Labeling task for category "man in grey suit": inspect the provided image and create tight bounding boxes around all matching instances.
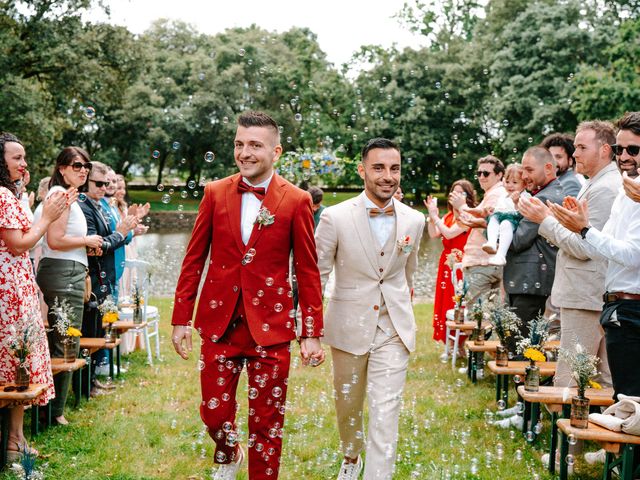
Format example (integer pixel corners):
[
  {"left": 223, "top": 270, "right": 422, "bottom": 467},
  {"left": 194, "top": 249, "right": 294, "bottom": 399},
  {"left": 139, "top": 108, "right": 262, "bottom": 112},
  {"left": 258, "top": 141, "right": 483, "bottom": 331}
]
[
  {"left": 520, "top": 121, "right": 622, "bottom": 389},
  {"left": 503, "top": 146, "right": 565, "bottom": 349},
  {"left": 542, "top": 133, "right": 583, "bottom": 197}
]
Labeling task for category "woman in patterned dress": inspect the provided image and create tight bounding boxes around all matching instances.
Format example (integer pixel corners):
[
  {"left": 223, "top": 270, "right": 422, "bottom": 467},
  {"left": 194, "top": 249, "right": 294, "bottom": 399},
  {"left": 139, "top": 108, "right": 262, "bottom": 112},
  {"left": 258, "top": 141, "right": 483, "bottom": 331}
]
[
  {"left": 0, "top": 133, "right": 70, "bottom": 459},
  {"left": 425, "top": 180, "right": 477, "bottom": 343}
]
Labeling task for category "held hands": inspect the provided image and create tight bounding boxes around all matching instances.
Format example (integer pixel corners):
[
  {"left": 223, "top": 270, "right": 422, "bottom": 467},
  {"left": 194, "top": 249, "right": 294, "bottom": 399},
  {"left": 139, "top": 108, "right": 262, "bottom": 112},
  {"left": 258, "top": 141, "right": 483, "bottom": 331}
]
[
  {"left": 87, "top": 247, "right": 103, "bottom": 256},
  {"left": 300, "top": 337, "right": 325, "bottom": 367},
  {"left": 172, "top": 325, "right": 193, "bottom": 360},
  {"left": 41, "top": 191, "right": 68, "bottom": 222},
  {"left": 83, "top": 235, "right": 103, "bottom": 249},
  {"left": 623, "top": 170, "right": 640, "bottom": 203}
]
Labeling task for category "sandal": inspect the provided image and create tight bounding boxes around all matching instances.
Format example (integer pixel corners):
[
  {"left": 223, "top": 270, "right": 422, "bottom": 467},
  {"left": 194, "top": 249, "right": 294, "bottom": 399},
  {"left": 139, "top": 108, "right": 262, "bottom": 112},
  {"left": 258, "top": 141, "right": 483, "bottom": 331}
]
[{"left": 7, "top": 436, "right": 39, "bottom": 461}]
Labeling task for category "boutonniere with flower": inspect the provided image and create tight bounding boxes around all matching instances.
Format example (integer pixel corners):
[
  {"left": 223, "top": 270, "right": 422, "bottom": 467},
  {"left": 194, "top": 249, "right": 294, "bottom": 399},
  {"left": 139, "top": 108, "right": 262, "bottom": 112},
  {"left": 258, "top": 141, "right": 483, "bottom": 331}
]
[
  {"left": 255, "top": 207, "right": 275, "bottom": 230},
  {"left": 396, "top": 235, "right": 413, "bottom": 254}
]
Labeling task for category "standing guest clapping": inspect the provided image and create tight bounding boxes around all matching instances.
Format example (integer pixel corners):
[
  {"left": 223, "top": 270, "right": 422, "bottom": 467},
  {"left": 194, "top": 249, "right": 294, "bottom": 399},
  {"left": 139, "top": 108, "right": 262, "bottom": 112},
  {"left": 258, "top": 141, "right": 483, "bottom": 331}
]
[
  {"left": 0, "top": 132, "right": 70, "bottom": 459},
  {"left": 36, "top": 147, "right": 103, "bottom": 425},
  {"left": 425, "top": 180, "right": 475, "bottom": 343}
]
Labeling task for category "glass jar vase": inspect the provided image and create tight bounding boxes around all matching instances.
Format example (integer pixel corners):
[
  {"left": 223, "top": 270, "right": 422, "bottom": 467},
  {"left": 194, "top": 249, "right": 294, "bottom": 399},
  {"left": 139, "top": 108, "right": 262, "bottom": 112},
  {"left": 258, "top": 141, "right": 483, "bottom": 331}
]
[
  {"left": 15, "top": 362, "right": 30, "bottom": 387},
  {"left": 570, "top": 396, "right": 590, "bottom": 429},
  {"left": 63, "top": 337, "right": 79, "bottom": 363},
  {"left": 524, "top": 361, "right": 540, "bottom": 392},
  {"left": 473, "top": 327, "right": 485, "bottom": 346},
  {"left": 496, "top": 344, "right": 509, "bottom": 367}
]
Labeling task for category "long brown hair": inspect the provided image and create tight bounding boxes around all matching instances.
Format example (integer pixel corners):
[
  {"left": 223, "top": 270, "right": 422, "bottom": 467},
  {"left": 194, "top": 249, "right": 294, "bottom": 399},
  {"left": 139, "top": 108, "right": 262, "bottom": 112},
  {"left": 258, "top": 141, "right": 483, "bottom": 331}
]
[
  {"left": 447, "top": 179, "right": 477, "bottom": 212},
  {"left": 49, "top": 146, "right": 91, "bottom": 192}
]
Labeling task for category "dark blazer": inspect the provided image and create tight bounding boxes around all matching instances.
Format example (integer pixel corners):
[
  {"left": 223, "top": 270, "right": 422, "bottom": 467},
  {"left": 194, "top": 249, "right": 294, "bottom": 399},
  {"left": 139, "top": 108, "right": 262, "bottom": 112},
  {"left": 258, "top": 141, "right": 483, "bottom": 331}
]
[
  {"left": 79, "top": 199, "right": 128, "bottom": 298},
  {"left": 503, "top": 178, "right": 565, "bottom": 297}
]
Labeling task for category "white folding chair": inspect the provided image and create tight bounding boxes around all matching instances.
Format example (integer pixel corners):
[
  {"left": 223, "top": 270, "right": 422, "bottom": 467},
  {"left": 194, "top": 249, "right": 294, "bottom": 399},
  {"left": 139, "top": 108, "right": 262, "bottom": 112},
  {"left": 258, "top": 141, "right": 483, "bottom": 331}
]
[
  {"left": 118, "top": 259, "right": 161, "bottom": 365},
  {"left": 444, "top": 262, "right": 466, "bottom": 368}
]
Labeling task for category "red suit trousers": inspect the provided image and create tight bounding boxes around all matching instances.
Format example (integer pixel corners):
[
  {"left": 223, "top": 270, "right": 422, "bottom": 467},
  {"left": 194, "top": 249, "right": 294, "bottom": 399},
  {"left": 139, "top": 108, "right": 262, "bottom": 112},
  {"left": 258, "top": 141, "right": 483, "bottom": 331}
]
[{"left": 200, "top": 298, "right": 291, "bottom": 479}]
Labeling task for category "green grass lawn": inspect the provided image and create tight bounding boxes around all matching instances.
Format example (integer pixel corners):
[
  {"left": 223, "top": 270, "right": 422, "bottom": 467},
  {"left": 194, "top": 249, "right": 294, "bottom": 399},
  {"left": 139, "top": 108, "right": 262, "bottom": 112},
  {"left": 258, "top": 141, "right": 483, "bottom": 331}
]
[{"left": 4, "top": 300, "right": 604, "bottom": 479}]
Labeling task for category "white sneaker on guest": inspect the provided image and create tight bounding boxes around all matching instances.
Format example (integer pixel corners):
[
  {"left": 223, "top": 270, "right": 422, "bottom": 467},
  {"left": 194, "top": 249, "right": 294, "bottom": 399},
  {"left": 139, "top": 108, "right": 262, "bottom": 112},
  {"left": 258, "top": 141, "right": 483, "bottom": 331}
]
[
  {"left": 95, "top": 364, "right": 110, "bottom": 376},
  {"left": 493, "top": 418, "right": 511, "bottom": 428},
  {"left": 482, "top": 242, "right": 497, "bottom": 254},
  {"left": 337, "top": 456, "right": 363, "bottom": 480},
  {"left": 212, "top": 445, "right": 244, "bottom": 480},
  {"left": 497, "top": 405, "right": 521, "bottom": 417},
  {"left": 510, "top": 414, "right": 524, "bottom": 429},
  {"left": 487, "top": 254, "right": 506, "bottom": 266},
  {"left": 584, "top": 448, "right": 607, "bottom": 464}
]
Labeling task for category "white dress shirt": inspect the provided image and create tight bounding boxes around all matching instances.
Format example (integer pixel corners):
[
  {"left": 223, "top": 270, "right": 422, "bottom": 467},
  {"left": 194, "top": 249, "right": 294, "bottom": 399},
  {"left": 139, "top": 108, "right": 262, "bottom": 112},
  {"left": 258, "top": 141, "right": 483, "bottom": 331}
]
[
  {"left": 363, "top": 194, "right": 395, "bottom": 247},
  {"left": 583, "top": 188, "right": 640, "bottom": 294},
  {"left": 240, "top": 175, "right": 273, "bottom": 245}
]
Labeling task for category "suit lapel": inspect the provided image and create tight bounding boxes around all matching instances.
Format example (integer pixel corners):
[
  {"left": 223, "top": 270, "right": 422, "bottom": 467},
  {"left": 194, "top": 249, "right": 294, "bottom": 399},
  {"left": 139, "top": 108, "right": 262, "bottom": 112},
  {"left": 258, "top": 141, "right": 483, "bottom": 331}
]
[
  {"left": 245, "top": 174, "right": 287, "bottom": 251},
  {"left": 225, "top": 175, "right": 245, "bottom": 254},
  {"left": 351, "top": 193, "right": 382, "bottom": 276},
  {"left": 90, "top": 200, "right": 110, "bottom": 233},
  {"left": 380, "top": 199, "right": 405, "bottom": 279}
]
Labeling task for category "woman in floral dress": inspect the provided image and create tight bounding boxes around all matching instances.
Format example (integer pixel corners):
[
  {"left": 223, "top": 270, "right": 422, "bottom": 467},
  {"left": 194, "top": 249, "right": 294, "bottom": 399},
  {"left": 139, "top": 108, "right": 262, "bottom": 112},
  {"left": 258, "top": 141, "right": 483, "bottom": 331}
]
[{"left": 0, "top": 133, "right": 70, "bottom": 459}]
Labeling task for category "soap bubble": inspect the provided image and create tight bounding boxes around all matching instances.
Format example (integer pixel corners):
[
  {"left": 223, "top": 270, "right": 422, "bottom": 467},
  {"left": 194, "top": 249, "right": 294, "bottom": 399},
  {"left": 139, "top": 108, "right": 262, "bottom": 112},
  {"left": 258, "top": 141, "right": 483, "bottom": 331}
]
[
  {"left": 84, "top": 106, "right": 96, "bottom": 118},
  {"left": 161, "top": 194, "right": 171, "bottom": 204},
  {"left": 152, "top": 150, "right": 160, "bottom": 159},
  {"left": 204, "top": 151, "right": 215, "bottom": 163},
  {"left": 172, "top": 141, "right": 180, "bottom": 150},
  {"left": 497, "top": 399, "right": 506, "bottom": 410}
]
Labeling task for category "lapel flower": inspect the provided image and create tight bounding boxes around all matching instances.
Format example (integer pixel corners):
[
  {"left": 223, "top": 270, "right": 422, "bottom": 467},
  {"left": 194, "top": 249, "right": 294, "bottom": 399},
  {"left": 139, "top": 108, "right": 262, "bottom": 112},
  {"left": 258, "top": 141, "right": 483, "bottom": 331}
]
[
  {"left": 396, "top": 235, "right": 413, "bottom": 254},
  {"left": 255, "top": 207, "right": 275, "bottom": 230}
]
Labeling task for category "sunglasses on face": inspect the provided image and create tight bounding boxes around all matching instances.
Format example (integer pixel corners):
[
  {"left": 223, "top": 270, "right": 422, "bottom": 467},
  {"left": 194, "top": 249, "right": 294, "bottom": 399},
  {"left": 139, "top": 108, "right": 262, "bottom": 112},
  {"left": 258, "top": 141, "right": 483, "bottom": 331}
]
[
  {"left": 612, "top": 144, "right": 640, "bottom": 157},
  {"left": 476, "top": 170, "right": 493, "bottom": 178},
  {"left": 3, "top": 385, "right": 29, "bottom": 392},
  {"left": 69, "top": 161, "right": 92, "bottom": 172},
  {"left": 89, "top": 179, "right": 110, "bottom": 188}
]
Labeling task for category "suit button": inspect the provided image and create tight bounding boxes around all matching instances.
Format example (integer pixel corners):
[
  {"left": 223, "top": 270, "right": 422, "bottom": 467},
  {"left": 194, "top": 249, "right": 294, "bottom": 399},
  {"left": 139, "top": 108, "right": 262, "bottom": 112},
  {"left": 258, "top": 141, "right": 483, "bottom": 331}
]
[
  {"left": 379, "top": 268, "right": 384, "bottom": 273},
  {"left": 380, "top": 252, "right": 384, "bottom": 256},
  {"left": 233, "top": 286, "right": 238, "bottom": 292},
  {"left": 379, "top": 280, "right": 384, "bottom": 284},
  {"left": 373, "top": 305, "right": 379, "bottom": 311}
]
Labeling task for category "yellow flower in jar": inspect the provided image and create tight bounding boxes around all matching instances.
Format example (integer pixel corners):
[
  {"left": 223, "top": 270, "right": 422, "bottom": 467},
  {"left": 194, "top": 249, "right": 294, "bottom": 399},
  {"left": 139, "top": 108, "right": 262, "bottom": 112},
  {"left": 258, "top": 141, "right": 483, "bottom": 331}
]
[
  {"left": 103, "top": 312, "right": 119, "bottom": 324},
  {"left": 66, "top": 327, "right": 82, "bottom": 337},
  {"left": 523, "top": 348, "right": 546, "bottom": 363}
]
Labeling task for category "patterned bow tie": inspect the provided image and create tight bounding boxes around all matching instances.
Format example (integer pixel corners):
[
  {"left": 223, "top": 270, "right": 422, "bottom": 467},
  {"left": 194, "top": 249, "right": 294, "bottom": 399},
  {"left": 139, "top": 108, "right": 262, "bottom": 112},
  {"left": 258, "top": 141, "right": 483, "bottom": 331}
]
[
  {"left": 238, "top": 182, "right": 266, "bottom": 200},
  {"left": 368, "top": 206, "right": 395, "bottom": 217}
]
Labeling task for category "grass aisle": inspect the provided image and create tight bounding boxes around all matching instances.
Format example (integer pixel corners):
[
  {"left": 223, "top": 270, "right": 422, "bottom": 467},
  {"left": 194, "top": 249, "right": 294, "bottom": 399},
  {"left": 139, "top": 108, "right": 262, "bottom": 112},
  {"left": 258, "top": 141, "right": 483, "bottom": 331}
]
[{"left": 4, "top": 300, "right": 602, "bottom": 479}]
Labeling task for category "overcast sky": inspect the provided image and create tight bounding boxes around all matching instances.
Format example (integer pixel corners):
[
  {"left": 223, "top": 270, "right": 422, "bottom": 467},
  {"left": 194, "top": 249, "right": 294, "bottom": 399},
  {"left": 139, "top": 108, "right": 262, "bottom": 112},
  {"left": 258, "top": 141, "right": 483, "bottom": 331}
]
[{"left": 90, "top": 0, "right": 427, "bottom": 66}]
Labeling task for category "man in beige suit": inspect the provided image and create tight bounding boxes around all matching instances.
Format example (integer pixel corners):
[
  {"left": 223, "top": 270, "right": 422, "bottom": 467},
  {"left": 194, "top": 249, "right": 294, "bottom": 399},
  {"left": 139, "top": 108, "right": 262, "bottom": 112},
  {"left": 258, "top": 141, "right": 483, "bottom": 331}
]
[
  {"left": 519, "top": 121, "right": 621, "bottom": 389},
  {"left": 315, "top": 138, "right": 425, "bottom": 480}
]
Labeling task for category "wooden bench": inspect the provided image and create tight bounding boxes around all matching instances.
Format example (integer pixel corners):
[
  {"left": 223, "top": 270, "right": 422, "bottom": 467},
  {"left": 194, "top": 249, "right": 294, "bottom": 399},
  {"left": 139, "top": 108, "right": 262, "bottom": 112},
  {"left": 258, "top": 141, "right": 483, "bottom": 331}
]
[
  {"left": 487, "top": 360, "right": 557, "bottom": 405},
  {"left": 516, "top": 385, "right": 615, "bottom": 472},
  {"left": 0, "top": 384, "right": 47, "bottom": 468},
  {"left": 464, "top": 340, "right": 561, "bottom": 384},
  {"left": 557, "top": 419, "right": 640, "bottom": 480},
  {"left": 80, "top": 337, "right": 122, "bottom": 380}
]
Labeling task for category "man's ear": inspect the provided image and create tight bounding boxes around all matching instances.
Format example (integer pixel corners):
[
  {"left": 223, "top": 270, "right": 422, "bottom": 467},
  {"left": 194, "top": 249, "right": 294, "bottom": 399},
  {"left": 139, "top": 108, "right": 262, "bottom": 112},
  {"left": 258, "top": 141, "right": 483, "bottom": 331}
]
[{"left": 357, "top": 162, "right": 365, "bottom": 180}]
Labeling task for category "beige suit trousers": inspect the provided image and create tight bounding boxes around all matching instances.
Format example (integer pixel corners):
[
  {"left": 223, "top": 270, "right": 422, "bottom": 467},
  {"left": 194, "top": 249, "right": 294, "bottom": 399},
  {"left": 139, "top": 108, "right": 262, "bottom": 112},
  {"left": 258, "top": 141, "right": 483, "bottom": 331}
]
[
  {"left": 553, "top": 308, "right": 612, "bottom": 388},
  {"left": 332, "top": 325, "right": 410, "bottom": 480}
]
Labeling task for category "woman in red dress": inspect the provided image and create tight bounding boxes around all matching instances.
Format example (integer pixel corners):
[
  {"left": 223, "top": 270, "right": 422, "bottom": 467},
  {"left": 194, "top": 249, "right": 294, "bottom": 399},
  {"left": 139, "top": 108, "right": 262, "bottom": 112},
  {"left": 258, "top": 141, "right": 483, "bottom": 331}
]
[
  {"left": 424, "top": 180, "right": 477, "bottom": 343},
  {"left": 0, "top": 133, "right": 69, "bottom": 460}
]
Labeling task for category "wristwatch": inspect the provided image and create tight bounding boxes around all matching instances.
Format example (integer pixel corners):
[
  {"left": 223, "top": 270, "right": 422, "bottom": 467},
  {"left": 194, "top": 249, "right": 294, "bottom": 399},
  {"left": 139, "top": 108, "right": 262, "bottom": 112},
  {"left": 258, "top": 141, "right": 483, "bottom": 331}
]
[{"left": 580, "top": 226, "right": 591, "bottom": 239}]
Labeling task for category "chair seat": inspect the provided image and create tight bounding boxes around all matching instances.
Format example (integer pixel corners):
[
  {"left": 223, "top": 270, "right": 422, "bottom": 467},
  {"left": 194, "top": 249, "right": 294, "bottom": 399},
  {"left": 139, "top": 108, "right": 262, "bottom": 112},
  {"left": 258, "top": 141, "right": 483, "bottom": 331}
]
[{"left": 118, "top": 305, "right": 159, "bottom": 321}]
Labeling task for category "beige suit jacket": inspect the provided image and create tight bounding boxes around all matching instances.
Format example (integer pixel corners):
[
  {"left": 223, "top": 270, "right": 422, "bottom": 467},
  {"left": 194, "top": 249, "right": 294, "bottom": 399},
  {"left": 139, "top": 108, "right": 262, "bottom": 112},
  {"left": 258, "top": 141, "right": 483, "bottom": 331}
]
[
  {"left": 315, "top": 192, "right": 425, "bottom": 355},
  {"left": 539, "top": 162, "right": 621, "bottom": 311}
]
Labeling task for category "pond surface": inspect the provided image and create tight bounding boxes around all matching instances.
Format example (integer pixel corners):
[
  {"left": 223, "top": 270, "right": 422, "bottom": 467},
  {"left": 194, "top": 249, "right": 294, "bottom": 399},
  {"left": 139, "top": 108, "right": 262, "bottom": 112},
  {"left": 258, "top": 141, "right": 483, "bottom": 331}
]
[{"left": 136, "top": 231, "right": 442, "bottom": 301}]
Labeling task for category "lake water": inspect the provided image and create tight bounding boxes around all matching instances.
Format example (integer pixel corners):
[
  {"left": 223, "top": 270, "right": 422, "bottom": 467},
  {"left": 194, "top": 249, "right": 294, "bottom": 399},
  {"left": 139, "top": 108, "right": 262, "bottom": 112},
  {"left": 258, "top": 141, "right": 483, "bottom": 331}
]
[{"left": 135, "top": 232, "right": 442, "bottom": 301}]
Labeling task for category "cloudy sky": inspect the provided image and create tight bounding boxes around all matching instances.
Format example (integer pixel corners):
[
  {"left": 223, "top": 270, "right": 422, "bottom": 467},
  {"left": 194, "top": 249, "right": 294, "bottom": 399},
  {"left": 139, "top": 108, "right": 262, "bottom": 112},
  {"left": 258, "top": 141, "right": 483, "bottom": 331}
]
[{"left": 89, "top": 0, "right": 427, "bottom": 66}]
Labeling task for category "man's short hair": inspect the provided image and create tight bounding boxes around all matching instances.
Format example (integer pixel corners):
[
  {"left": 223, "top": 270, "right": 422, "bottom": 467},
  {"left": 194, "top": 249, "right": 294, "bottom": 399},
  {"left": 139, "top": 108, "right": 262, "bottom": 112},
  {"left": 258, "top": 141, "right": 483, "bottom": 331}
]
[
  {"left": 477, "top": 155, "right": 505, "bottom": 176},
  {"left": 616, "top": 112, "right": 640, "bottom": 136},
  {"left": 524, "top": 146, "right": 556, "bottom": 168},
  {"left": 541, "top": 133, "right": 575, "bottom": 160},
  {"left": 90, "top": 160, "right": 109, "bottom": 177},
  {"left": 307, "top": 186, "right": 324, "bottom": 205},
  {"left": 237, "top": 111, "right": 280, "bottom": 141},
  {"left": 576, "top": 120, "right": 616, "bottom": 161},
  {"left": 361, "top": 138, "right": 400, "bottom": 162}
]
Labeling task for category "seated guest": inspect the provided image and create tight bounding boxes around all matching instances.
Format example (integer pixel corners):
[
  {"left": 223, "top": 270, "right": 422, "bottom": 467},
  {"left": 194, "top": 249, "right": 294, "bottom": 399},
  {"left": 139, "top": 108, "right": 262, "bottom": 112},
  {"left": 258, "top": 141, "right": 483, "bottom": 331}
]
[
  {"left": 424, "top": 180, "right": 475, "bottom": 343},
  {"left": 79, "top": 161, "right": 138, "bottom": 395},
  {"left": 37, "top": 147, "right": 103, "bottom": 425}
]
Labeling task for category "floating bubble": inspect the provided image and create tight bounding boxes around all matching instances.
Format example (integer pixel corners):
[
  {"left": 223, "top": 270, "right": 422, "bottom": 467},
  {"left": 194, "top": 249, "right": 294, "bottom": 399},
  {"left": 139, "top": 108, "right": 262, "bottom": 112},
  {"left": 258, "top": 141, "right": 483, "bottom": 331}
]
[
  {"left": 204, "top": 151, "right": 215, "bottom": 163},
  {"left": 238, "top": 48, "right": 246, "bottom": 57},
  {"left": 261, "top": 323, "right": 269, "bottom": 332},
  {"left": 514, "top": 449, "right": 523, "bottom": 461},
  {"left": 78, "top": 193, "right": 87, "bottom": 202},
  {"left": 207, "top": 398, "right": 219, "bottom": 409},
  {"left": 157, "top": 184, "right": 165, "bottom": 191},
  {"left": 567, "top": 433, "right": 577, "bottom": 445},
  {"left": 514, "top": 375, "right": 522, "bottom": 383},
  {"left": 152, "top": 150, "right": 160, "bottom": 159},
  {"left": 84, "top": 106, "right": 96, "bottom": 119},
  {"left": 526, "top": 431, "right": 535, "bottom": 442},
  {"left": 294, "top": 113, "right": 302, "bottom": 122},
  {"left": 497, "top": 399, "right": 506, "bottom": 410},
  {"left": 187, "top": 180, "right": 196, "bottom": 189},
  {"left": 180, "top": 191, "right": 188, "bottom": 199},
  {"left": 272, "top": 386, "right": 282, "bottom": 398},
  {"left": 172, "top": 141, "right": 180, "bottom": 150},
  {"left": 248, "top": 388, "right": 259, "bottom": 399},
  {"left": 274, "top": 303, "right": 283, "bottom": 312},
  {"left": 99, "top": 271, "right": 106, "bottom": 279},
  {"left": 265, "top": 277, "right": 274, "bottom": 286},
  {"left": 161, "top": 194, "right": 171, "bottom": 204},
  {"left": 215, "top": 451, "right": 227, "bottom": 462},
  {"left": 566, "top": 454, "right": 575, "bottom": 466}
]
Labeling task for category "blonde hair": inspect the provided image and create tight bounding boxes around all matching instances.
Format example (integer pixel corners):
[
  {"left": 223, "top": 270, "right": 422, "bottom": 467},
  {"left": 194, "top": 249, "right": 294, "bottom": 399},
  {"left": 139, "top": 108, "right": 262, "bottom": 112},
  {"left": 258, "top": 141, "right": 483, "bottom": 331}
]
[{"left": 504, "top": 163, "right": 523, "bottom": 183}]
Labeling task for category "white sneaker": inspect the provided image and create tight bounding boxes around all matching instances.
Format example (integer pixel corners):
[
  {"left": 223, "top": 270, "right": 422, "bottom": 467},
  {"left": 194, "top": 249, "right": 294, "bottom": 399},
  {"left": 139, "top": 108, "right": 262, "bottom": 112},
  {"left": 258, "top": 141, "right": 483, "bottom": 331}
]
[
  {"left": 458, "top": 367, "right": 468, "bottom": 374},
  {"left": 493, "top": 418, "right": 511, "bottom": 429},
  {"left": 584, "top": 448, "right": 607, "bottom": 464},
  {"left": 482, "top": 242, "right": 497, "bottom": 254},
  {"left": 94, "top": 364, "right": 110, "bottom": 376},
  {"left": 212, "top": 445, "right": 244, "bottom": 480},
  {"left": 510, "top": 414, "right": 524, "bottom": 429},
  {"left": 337, "top": 456, "right": 363, "bottom": 480},
  {"left": 487, "top": 254, "right": 506, "bottom": 266}
]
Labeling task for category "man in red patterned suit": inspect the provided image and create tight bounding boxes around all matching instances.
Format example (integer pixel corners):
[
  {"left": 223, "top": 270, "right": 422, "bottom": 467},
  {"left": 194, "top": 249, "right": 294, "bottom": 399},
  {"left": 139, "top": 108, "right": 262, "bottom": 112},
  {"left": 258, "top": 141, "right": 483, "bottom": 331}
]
[{"left": 171, "top": 111, "right": 325, "bottom": 480}]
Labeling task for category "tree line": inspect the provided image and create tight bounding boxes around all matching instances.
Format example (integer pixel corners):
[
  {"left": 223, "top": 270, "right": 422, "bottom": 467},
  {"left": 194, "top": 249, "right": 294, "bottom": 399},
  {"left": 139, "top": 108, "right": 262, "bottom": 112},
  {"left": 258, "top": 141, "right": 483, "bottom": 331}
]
[{"left": 1, "top": 0, "right": 638, "bottom": 200}]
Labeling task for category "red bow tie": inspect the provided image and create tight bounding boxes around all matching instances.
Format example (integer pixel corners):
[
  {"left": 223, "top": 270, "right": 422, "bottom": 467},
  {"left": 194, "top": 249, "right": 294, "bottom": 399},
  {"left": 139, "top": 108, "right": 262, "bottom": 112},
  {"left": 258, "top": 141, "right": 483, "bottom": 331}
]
[
  {"left": 368, "top": 206, "right": 395, "bottom": 217},
  {"left": 238, "top": 182, "right": 266, "bottom": 200}
]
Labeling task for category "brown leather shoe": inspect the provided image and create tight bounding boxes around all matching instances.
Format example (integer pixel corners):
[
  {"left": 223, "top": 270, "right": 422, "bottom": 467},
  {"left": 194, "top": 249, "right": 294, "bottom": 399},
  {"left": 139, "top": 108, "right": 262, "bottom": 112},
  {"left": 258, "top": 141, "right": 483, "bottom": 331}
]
[
  {"left": 90, "top": 387, "right": 114, "bottom": 398},
  {"left": 94, "top": 379, "right": 116, "bottom": 390}
]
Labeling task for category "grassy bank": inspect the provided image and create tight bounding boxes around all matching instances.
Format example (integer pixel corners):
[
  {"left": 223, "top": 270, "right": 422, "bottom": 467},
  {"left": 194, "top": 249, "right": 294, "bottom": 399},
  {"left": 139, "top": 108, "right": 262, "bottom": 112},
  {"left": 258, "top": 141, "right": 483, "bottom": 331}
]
[{"left": 4, "top": 300, "right": 602, "bottom": 479}]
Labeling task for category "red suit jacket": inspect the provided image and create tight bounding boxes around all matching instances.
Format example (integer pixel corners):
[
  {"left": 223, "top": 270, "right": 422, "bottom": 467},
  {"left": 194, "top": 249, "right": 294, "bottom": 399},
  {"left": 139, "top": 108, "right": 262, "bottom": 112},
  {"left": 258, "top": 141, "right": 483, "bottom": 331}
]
[{"left": 171, "top": 173, "right": 324, "bottom": 346}]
